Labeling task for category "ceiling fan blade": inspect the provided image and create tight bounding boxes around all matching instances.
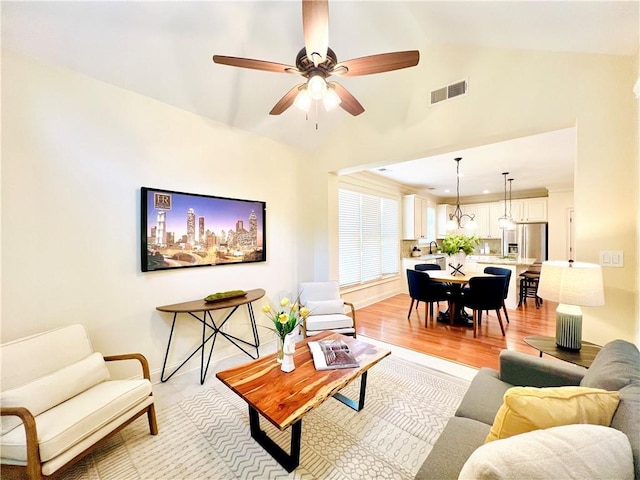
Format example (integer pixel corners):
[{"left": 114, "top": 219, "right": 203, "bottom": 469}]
[
  {"left": 330, "top": 82, "right": 364, "bottom": 116},
  {"left": 332, "top": 50, "right": 420, "bottom": 77},
  {"left": 213, "top": 55, "right": 298, "bottom": 74},
  {"left": 269, "top": 84, "right": 304, "bottom": 115},
  {"left": 302, "top": 0, "right": 329, "bottom": 66}
]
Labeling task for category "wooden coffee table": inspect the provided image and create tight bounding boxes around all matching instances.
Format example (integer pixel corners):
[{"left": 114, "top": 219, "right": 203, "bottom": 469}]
[{"left": 216, "top": 332, "right": 391, "bottom": 472}]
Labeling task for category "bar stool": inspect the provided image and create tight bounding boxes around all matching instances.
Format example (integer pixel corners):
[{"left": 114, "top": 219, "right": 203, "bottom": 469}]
[{"left": 518, "top": 272, "right": 541, "bottom": 308}]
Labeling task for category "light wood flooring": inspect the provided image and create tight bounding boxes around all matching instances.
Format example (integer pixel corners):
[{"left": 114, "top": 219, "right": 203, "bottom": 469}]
[{"left": 355, "top": 293, "right": 556, "bottom": 370}]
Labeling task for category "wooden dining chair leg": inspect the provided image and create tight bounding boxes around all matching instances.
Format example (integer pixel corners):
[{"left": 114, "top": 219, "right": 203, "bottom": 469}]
[
  {"left": 449, "top": 301, "right": 456, "bottom": 326},
  {"left": 408, "top": 299, "right": 415, "bottom": 319},
  {"left": 495, "top": 309, "right": 506, "bottom": 336},
  {"left": 502, "top": 302, "right": 510, "bottom": 323},
  {"left": 472, "top": 309, "right": 478, "bottom": 338},
  {"left": 478, "top": 310, "right": 483, "bottom": 326}
]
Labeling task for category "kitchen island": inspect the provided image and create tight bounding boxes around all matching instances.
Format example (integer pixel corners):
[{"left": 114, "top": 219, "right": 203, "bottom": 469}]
[
  {"left": 464, "top": 255, "right": 538, "bottom": 309},
  {"left": 401, "top": 254, "right": 447, "bottom": 294}
]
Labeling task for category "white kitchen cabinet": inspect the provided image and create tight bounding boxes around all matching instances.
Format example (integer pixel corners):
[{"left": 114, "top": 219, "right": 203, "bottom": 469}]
[
  {"left": 488, "top": 202, "right": 503, "bottom": 238},
  {"left": 403, "top": 195, "right": 435, "bottom": 240},
  {"left": 436, "top": 204, "right": 450, "bottom": 238},
  {"left": 523, "top": 198, "right": 548, "bottom": 221},
  {"left": 455, "top": 202, "right": 502, "bottom": 239},
  {"left": 508, "top": 198, "right": 547, "bottom": 222},
  {"left": 468, "top": 203, "right": 487, "bottom": 237}
]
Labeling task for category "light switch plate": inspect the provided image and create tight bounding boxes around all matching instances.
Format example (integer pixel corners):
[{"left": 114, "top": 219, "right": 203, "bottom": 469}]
[{"left": 600, "top": 250, "right": 624, "bottom": 267}]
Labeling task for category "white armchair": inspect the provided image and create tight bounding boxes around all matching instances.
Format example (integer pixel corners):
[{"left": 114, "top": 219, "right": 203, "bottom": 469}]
[
  {"left": 299, "top": 281, "right": 357, "bottom": 337},
  {"left": 1, "top": 324, "right": 157, "bottom": 480}
]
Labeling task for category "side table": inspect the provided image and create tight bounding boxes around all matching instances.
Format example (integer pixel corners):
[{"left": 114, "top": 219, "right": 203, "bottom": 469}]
[{"left": 524, "top": 335, "right": 601, "bottom": 368}]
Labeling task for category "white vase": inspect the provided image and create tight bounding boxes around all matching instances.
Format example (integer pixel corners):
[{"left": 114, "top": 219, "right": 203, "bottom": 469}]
[
  {"left": 449, "top": 252, "right": 466, "bottom": 275},
  {"left": 280, "top": 332, "right": 296, "bottom": 373}
]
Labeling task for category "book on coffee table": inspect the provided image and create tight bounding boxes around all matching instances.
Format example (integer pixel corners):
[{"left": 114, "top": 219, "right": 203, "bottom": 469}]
[{"left": 308, "top": 339, "right": 359, "bottom": 370}]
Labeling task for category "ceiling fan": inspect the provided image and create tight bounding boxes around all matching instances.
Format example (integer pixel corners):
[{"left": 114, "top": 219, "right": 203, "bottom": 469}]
[{"left": 212, "top": 0, "right": 419, "bottom": 116}]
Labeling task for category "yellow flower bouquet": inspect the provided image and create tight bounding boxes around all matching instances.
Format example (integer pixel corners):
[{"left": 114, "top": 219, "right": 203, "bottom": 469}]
[{"left": 261, "top": 297, "right": 310, "bottom": 361}]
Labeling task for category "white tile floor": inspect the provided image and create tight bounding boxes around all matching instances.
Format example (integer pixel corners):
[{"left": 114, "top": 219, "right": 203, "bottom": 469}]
[{"left": 150, "top": 335, "right": 478, "bottom": 409}]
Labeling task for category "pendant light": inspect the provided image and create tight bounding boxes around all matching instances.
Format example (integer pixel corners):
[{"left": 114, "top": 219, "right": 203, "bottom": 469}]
[
  {"left": 446, "top": 157, "right": 477, "bottom": 231},
  {"left": 498, "top": 172, "right": 513, "bottom": 229},
  {"left": 506, "top": 178, "right": 517, "bottom": 230}
]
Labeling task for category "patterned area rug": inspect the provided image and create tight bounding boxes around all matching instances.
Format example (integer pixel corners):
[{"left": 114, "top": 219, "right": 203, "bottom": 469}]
[{"left": 64, "top": 357, "right": 469, "bottom": 480}]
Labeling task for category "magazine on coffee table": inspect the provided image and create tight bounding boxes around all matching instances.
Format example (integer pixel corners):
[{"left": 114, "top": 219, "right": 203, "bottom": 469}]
[{"left": 308, "top": 339, "right": 359, "bottom": 370}]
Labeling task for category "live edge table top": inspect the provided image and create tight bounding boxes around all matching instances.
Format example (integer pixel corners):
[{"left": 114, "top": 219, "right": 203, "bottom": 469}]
[
  {"left": 216, "top": 332, "right": 391, "bottom": 431},
  {"left": 156, "top": 288, "right": 265, "bottom": 313}
]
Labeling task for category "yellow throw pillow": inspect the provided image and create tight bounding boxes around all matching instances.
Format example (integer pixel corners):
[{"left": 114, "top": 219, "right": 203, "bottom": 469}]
[{"left": 485, "top": 386, "right": 620, "bottom": 443}]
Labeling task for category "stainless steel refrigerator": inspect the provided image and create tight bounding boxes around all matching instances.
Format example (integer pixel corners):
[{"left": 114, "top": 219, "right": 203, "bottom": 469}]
[{"left": 502, "top": 223, "right": 548, "bottom": 261}]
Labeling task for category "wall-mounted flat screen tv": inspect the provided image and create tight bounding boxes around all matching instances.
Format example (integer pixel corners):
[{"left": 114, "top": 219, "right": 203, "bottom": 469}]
[{"left": 141, "top": 187, "right": 266, "bottom": 272}]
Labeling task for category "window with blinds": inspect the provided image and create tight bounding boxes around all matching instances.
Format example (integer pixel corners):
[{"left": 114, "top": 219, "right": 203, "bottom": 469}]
[{"left": 338, "top": 189, "right": 399, "bottom": 287}]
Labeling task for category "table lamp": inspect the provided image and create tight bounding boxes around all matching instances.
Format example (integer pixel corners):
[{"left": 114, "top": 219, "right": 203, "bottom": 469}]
[{"left": 537, "top": 260, "right": 604, "bottom": 351}]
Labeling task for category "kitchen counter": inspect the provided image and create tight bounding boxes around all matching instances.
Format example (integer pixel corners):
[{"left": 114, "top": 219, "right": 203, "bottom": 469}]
[
  {"left": 401, "top": 256, "right": 447, "bottom": 294},
  {"left": 404, "top": 253, "right": 446, "bottom": 260},
  {"left": 466, "top": 255, "right": 537, "bottom": 266}
]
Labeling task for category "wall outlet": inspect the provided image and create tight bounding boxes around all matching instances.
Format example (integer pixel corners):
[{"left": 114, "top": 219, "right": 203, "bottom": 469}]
[{"left": 600, "top": 250, "right": 624, "bottom": 267}]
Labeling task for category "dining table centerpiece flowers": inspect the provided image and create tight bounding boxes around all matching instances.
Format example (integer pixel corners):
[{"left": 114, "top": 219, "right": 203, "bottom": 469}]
[{"left": 261, "top": 297, "right": 310, "bottom": 362}]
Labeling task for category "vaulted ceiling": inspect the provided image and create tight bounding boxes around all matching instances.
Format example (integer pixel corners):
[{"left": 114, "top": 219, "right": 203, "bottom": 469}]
[{"left": 3, "top": 1, "right": 637, "bottom": 196}]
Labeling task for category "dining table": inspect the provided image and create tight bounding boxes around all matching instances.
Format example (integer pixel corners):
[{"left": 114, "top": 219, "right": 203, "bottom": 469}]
[{"left": 426, "top": 271, "right": 496, "bottom": 326}]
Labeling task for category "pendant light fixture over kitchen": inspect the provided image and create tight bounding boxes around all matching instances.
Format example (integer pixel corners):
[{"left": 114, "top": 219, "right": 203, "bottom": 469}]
[
  {"left": 507, "top": 178, "right": 517, "bottom": 230},
  {"left": 446, "top": 157, "right": 477, "bottom": 231},
  {"left": 498, "top": 172, "right": 513, "bottom": 229}
]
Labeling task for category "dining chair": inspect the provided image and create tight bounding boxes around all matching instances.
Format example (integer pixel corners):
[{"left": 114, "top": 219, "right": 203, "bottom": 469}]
[
  {"left": 406, "top": 269, "right": 450, "bottom": 327},
  {"left": 414, "top": 263, "right": 441, "bottom": 272},
  {"left": 460, "top": 276, "right": 507, "bottom": 338},
  {"left": 414, "top": 264, "right": 446, "bottom": 312},
  {"left": 299, "top": 281, "right": 357, "bottom": 337},
  {"left": 483, "top": 266, "right": 512, "bottom": 323}
]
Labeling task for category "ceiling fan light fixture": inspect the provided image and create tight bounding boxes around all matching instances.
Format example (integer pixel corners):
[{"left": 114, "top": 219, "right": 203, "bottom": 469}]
[
  {"left": 293, "top": 89, "right": 312, "bottom": 112},
  {"left": 307, "top": 74, "right": 327, "bottom": 100},
  {"left": 322, "top": 86, "right": 342, "bottom": 110}
]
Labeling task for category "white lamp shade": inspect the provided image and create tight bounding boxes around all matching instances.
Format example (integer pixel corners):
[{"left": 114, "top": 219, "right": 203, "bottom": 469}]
[
  {"left": 322, "top": 86, "right": 342, "bottom": 110},
  {"left": 307, "top": 74, "right": 327, "bottom": 100},
  {"left": 293, "top": 89, "right": 312, "bottom": 112},
  {"left": 446, "top": 219, "right": 458, "bottom": 231},
  {"left": 538, "top": 261, "right": 605, "bottom": 306}
]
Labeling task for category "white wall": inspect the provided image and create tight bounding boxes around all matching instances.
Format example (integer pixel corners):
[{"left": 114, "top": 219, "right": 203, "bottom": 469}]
[
  {"left": 301, "top": 44, "right": 639, "bottom": 345},
  {"left": 1, "top": 51, "right": 306, "bottom": 379},
  {"left": 547, "top": 189, "right": 574, "bottom": 261}
]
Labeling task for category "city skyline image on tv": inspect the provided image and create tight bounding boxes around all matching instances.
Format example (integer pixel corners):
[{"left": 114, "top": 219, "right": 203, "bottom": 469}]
[{"left": 141, "top": 187, "right": 266, "bottom": 272}]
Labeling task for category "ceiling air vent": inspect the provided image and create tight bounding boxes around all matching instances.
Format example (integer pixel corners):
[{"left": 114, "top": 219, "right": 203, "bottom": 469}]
[{"left": 430, "top": 80, "right": 468, "bottom": 105}]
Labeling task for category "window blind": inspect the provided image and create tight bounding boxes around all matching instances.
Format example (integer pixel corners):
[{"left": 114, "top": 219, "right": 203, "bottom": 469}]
[{"left": 338, "top": 189, "right": 399, "bottom": 287}]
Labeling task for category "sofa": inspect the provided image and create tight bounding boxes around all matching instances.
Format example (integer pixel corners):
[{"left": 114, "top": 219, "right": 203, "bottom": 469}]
[
  {"left": 416, "top": 340, "right": 640, "bottom": 480},
  {"left": 1, "top": 324, "right": 158, "bottom": 479}
]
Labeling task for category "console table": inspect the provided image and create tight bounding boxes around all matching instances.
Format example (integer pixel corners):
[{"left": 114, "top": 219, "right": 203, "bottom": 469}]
[{"left": 156, "top": 288, "right": 265, "bottom": 384}]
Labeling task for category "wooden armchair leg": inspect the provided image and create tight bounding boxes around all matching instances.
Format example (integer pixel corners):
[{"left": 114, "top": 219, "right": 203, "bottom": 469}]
[{"left": 147, "top": 404, "right": 159, "bottom": 435}]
